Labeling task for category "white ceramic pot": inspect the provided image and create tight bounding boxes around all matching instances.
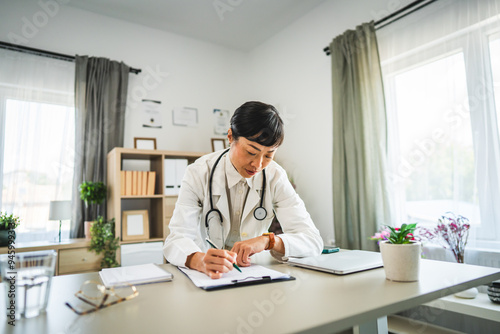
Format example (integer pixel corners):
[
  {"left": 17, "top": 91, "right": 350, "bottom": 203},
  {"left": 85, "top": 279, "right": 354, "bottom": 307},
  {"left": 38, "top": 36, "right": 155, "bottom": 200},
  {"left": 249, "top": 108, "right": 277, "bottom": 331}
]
[{"left": 379, "top": 240, "right": 421, "bottom": 282}]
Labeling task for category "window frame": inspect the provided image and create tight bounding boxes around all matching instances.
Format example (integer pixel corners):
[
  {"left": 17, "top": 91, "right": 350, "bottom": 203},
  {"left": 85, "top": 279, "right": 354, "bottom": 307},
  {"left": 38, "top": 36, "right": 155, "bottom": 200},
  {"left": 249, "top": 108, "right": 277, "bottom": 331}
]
[
  {"left": 0, "top": 86, "right": 75, "bottom": 239},
  {"left": 381, "top": 22, "right": 500, "bottom": 246}
]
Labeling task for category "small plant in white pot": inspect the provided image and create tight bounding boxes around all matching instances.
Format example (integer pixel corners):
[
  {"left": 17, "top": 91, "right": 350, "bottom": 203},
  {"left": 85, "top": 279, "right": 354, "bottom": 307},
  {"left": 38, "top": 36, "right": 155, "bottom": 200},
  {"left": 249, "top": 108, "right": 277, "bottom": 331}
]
[{"left": 377, "top": 223, "right": 420, "bottom": 282}]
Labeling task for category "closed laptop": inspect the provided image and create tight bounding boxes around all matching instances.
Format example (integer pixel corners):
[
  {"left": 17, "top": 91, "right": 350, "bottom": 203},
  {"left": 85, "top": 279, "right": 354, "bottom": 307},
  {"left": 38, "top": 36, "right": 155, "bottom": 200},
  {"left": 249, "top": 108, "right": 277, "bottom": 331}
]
[{"left": 288, "top": 250, "right": 383, "bottom": 275}]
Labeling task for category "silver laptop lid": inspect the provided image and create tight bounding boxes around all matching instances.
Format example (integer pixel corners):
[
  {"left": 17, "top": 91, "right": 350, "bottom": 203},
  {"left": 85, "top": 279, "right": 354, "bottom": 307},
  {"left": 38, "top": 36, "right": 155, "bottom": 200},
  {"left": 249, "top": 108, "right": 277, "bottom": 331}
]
[{"left": 288, "top": 250, "right": 383, "bottom": 275}]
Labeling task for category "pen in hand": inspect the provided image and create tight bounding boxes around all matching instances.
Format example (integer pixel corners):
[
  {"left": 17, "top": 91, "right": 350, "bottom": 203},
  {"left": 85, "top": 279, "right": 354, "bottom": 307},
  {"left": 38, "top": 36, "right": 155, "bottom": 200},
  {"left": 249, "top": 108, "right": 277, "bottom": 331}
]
[{"left": 205, "top": 238, "right": 242, "bottom": 273}]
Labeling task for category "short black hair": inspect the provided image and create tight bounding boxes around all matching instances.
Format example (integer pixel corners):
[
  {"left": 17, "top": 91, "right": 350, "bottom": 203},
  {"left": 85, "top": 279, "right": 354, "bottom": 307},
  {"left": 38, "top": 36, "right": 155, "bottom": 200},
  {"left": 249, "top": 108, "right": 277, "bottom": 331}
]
[{"left": 230, "top": 101, "right": 284, "bottom": 147}]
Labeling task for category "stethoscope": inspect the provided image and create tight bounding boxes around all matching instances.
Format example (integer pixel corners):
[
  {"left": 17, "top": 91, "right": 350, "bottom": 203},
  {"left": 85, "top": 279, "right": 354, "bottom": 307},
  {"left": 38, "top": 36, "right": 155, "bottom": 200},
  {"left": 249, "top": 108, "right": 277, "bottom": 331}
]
[{"left": 205, "top": 148, "right": 267, "bottom": 244}]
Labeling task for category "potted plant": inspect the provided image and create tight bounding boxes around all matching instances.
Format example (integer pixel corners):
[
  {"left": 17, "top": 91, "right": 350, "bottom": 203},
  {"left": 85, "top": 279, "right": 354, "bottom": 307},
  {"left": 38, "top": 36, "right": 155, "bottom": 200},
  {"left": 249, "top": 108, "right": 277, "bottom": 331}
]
[
  {"left": 373, "top": 223, "right": 421, "bottom": 282},
  {"left": 0, "top": 212, "right": 20, "bottom": 247},
  {"left": 79, "top": 181, "right": 107, "bottom": 239},
  {"left": 89, "top": 216, "right": 120, "bottom": 268}
]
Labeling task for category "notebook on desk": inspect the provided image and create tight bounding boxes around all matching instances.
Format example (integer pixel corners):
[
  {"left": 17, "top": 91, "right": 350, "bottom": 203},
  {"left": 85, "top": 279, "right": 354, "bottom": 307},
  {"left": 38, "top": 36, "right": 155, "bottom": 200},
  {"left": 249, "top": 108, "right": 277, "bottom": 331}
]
[{"left": 287, "top": 250, "right": 383, "bottom": 275}]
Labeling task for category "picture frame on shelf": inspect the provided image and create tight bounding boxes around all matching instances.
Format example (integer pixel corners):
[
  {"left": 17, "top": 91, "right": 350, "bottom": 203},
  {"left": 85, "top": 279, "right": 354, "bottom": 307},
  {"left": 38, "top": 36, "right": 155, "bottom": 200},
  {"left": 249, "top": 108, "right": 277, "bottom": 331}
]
[
  {"left": 122, "top": 210, "right": 150, "bottom": 241},
  {"left": 134, "top": 137, "right": 157, "bottom": 150},
  {"left": 211, "top": 138, "right": 226, "bottom": 152}
]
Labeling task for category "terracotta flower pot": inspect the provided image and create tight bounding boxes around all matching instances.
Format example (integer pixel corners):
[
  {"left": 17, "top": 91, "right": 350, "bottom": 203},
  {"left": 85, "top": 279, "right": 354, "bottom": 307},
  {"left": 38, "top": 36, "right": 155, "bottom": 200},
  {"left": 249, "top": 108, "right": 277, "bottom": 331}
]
[
  {"left": 380, "top": 240, "right": 421, "bottom": 282},
  {"left": 84, "top": 221, "right": 95, "bottom": 240}
]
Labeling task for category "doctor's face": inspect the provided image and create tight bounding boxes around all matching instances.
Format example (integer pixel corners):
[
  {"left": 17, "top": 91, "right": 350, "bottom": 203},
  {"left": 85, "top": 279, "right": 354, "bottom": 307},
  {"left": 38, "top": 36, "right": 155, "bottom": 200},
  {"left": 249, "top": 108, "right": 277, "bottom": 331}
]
[{"left": 228, "top": 130, "right": 277, "bottom": 178}]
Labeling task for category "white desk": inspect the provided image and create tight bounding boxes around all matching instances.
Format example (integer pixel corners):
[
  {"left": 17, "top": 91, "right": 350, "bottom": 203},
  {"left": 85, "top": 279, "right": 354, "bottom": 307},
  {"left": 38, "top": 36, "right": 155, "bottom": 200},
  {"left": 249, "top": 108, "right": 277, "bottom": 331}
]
[{"left": 2, "top": 254, "right": 500, "bottom": 334}]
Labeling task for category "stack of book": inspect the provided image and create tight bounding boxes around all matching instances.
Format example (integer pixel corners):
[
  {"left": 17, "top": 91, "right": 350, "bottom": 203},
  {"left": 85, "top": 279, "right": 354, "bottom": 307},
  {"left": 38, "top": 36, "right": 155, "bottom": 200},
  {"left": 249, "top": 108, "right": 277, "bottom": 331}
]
[{"left": 120, "top": 171, "right": 156, "bottom": 196}]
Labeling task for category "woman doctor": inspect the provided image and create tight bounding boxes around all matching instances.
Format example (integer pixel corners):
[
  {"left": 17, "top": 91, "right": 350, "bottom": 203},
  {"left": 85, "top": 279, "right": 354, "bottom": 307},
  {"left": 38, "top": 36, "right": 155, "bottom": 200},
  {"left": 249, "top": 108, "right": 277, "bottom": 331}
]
[{"left": 163, "top": 101, "right": 323, "bottom": 278}]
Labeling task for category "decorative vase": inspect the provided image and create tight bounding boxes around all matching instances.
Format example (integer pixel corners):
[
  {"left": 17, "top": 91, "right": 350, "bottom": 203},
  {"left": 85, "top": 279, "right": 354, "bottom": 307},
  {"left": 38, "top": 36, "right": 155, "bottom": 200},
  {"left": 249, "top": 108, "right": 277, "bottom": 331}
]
[
  {"left": 84, "top": 221, "right": 94, "bottom": 240},
  {"left": 380, "top": 240, "right": 421, "bottom": 282},
  {"left": 453, "top": 251, "right": 479, "bottom": 299},
  {"left": 0, "top": 229, "right": 15, "bottom": 247}
]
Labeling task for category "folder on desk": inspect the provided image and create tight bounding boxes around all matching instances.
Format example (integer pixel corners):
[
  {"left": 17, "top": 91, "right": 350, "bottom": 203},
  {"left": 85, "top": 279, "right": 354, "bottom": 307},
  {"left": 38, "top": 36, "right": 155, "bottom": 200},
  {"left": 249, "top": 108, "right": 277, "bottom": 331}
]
[
  {"left": 178, "top": 265, "right": 294, "bottom": 291},
  {"left": 99, "top": 263, "right": 173, "bottom": 287}
]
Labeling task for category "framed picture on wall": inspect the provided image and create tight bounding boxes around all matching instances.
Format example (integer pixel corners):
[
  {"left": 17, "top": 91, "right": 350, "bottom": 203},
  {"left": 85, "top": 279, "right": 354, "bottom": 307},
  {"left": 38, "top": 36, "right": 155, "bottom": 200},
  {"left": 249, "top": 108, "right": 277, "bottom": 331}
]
[
  {"left": 122, "top": 210, "right": 150, "bottom": 241},
  {"left": 211, "top": 138, "right": 226, "bottom": 152},
  {"left": 134, "top": 137, "right": 157, "bottom": 150}
]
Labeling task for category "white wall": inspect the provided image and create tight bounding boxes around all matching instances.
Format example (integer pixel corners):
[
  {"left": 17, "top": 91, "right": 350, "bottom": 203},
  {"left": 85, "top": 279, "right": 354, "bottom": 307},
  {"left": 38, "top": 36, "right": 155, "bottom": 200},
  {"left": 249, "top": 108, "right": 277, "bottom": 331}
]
[
  {"left": 0, "top": 0, "right": 413, "bottom": 245},
  {"left": 0, "top": 0, "right": 250, "bottom": 153}
]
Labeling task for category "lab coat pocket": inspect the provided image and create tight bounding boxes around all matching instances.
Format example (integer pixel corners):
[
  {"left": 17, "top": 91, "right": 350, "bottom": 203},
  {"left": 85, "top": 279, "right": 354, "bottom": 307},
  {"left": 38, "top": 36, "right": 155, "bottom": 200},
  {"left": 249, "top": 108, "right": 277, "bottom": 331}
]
[{"left": 259, "top": 212, "right": 276, "bottom": 231}]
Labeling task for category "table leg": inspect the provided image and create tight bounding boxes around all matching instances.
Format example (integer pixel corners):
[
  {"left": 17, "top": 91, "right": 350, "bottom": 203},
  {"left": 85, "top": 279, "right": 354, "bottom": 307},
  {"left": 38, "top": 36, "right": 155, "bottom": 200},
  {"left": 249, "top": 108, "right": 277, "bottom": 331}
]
[{"left": 353, "top": 316, "right": 388, "bottom": 334}]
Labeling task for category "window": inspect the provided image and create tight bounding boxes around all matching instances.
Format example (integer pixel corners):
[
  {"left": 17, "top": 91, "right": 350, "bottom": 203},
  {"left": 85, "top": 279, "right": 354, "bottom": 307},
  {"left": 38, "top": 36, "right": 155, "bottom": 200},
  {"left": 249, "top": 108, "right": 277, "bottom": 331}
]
[
  {"left": 388, "top": 53, "right": 478, "bottom": 224},
  {"left": 0, "top": 49, "right": 75, "bottom": 242},
  {"left": 378, "top": 0, "right": 500, "bottom": 249},
  {"left": 490, "top": 32, "right": 500, "bottom": 138},
  {"left": 2, "top": 99, "right": 74, "bottom": 241}
]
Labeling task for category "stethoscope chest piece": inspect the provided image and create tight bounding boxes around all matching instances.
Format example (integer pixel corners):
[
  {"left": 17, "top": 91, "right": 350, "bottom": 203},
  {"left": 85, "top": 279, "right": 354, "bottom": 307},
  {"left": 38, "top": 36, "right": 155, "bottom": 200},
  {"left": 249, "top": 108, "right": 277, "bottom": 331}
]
[{"left": 253, "top": 206, "right": 267, "bottom": 221}]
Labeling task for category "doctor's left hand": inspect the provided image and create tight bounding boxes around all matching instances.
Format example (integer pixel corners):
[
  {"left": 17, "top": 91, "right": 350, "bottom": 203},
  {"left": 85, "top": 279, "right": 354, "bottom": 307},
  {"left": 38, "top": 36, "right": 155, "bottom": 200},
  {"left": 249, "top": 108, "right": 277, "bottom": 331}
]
[{"left": 231, "top": 237, "right": 269, "bottom": 267}]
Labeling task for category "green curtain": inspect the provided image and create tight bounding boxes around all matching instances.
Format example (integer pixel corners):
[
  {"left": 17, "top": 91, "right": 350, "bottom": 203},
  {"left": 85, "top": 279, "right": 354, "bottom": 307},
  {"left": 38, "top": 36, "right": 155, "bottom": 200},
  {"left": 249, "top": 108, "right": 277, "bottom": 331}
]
[{"left": 330, "top": 22, "right": 391, "bottom": 251}]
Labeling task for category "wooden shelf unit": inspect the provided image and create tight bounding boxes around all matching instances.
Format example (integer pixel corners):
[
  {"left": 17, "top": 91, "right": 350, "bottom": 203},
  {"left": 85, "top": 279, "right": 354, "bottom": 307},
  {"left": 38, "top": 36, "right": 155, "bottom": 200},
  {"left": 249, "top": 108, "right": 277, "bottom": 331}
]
[{"left": 106, "top": 147, "right": 205, "bottom": 253}]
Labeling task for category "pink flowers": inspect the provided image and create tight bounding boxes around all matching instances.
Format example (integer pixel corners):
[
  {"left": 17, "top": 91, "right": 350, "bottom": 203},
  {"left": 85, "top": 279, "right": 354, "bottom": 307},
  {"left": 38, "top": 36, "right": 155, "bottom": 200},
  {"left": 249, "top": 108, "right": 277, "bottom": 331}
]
[
  {"left": 371, "top": 229, "right": 390, "bottom": 242},
  {"left": 370, "top": 223, "right": 417, "bottom": 244},
  {"left": 416, "top": 212, "right": 470, "bottom": 263}
]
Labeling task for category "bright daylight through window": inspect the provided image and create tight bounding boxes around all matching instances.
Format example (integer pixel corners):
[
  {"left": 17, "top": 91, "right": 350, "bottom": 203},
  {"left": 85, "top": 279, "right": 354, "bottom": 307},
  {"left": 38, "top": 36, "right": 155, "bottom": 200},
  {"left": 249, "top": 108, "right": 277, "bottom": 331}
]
[
  {"left": 0, "top": 48, "right": 75, "bottom": 243},
  {"left": 379, "top": 0, "right": 500, "bottom": 249},
  {"left": 2, "top": 100, "right": 74, "bottom": 242},
  {"left": 389, "top": 53, "right": 477, "bottom": 226}
]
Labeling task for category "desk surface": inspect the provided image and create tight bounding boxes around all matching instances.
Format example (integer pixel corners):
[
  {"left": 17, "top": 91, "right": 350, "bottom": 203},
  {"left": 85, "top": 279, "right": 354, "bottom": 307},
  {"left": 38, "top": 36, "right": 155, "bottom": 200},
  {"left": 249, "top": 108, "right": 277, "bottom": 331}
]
[{"left": 2, "top": 253, "right": 500, "bottom": 334}]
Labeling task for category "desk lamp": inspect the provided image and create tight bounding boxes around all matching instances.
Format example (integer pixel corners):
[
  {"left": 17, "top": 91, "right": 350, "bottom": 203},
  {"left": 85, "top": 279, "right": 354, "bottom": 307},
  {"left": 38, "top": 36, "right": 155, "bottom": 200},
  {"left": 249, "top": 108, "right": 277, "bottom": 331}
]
[{"left": 49, "top": 200, "right": 71, "bottom": 243}]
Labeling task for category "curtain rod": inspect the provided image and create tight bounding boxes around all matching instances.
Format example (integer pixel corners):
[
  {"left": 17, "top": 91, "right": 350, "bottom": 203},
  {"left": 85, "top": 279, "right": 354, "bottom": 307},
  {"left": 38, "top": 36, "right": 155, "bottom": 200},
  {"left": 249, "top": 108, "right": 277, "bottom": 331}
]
[
  {"left": 323, "top": 0, "right": 437, "bottom": 56},
  {"left": 0, "top": 41, "right": 142, "bottom": 74}
]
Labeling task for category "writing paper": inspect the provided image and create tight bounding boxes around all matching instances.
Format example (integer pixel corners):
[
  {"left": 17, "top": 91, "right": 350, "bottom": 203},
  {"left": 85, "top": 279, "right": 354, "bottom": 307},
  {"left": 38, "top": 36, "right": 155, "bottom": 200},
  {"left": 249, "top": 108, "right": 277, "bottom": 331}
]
[{"left": 178, "top": 264, "right": 292, "bottom": 290}]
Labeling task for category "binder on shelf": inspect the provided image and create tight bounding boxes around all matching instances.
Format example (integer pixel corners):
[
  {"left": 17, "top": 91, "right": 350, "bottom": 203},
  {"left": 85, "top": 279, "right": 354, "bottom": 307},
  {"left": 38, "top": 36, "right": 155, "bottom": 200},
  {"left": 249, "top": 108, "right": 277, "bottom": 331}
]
[
  {"left": 132, "top": 171, "right": 138, "bottom": 195},
  {"left": 120, "top": 171, "right": 126, "bottom": 196},
  {"left": 147, "top": 171, "right": 156, "bottom": 195},
  {"left": 177, "top": 264, "right": 294, "bottom": 291},
  {"left": 164, "top": 159, "right": 177, "bottom": 195},
  {"left": 125, "top": 171, "right": 132, "bottom": 196},
  {"left": 137, "top": 171, "right": 143, "bottom": 196},
  {"left": 141, "top": 172, "right": 148, "bottom": 195},
  {"left": 164, "top": 159, "right": 188, "bottom": 195}
]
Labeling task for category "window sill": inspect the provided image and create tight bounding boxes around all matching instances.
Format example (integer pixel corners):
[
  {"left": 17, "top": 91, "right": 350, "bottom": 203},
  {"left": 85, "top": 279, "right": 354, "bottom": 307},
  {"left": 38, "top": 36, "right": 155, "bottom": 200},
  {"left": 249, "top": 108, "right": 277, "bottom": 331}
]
[{"left": 424, "top": 293, "right": 500, "bottom": 323}]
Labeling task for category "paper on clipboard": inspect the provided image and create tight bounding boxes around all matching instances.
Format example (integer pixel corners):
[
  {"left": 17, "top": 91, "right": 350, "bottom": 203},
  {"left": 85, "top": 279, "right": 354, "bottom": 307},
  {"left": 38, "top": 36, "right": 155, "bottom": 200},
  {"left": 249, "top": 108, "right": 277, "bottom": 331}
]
[{"left": 178, "top": 264, "right": 293, "bottom": 290}]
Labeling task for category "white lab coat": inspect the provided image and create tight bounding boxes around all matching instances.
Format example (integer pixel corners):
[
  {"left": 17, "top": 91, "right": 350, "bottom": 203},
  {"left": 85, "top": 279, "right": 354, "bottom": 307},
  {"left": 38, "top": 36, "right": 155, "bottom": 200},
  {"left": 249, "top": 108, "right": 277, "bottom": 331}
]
[{"left": 163, "top": 150, "right": 323, "bottom": 267}]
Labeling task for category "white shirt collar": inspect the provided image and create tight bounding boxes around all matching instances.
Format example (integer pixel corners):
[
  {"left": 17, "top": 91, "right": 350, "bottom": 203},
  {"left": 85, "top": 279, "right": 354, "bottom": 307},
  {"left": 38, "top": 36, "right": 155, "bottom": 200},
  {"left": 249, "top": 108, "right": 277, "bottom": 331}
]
[{"left": 224, "top": 153, "right": 253, "bottom": 188}]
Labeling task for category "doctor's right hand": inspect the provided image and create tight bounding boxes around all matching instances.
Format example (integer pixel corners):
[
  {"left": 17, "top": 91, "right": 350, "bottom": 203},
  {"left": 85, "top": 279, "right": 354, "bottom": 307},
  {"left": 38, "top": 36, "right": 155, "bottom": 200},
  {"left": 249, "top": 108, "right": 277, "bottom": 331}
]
[{"left": 187, "top": 249, "right": 237, "bottom": 279}]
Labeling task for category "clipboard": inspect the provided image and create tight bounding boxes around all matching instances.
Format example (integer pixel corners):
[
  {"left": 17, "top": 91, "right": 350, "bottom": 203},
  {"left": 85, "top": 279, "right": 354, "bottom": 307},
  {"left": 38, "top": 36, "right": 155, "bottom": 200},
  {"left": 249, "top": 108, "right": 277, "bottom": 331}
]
[{"left": 177, "top": 265, "right": 295, "bottom": 291}]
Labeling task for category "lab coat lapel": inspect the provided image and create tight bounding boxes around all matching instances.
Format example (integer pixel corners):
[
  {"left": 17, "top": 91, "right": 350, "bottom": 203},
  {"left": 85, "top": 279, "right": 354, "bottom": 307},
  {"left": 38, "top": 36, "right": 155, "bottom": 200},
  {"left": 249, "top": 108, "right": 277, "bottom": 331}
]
[
  {"left": 211, "top": 162, "right": 231, "bottom": 236},
  {"left": 241, "top": 172, "right": 262, "bottom": 223}
]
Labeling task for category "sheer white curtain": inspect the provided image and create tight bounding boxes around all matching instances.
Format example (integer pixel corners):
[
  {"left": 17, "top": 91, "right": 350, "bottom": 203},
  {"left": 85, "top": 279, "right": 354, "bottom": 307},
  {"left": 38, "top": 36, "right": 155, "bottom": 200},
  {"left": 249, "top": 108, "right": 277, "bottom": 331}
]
[
  {"left": 0, "top": 49, "right": 75, "bottom": 242},
  {"left": 377, "top": 0, "right": 500, "bottom": 251}
]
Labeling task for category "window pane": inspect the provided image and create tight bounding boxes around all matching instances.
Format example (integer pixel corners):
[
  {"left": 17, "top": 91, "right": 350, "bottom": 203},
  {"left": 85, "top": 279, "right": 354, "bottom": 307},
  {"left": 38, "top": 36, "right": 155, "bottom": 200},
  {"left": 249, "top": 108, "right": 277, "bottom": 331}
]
[
  {"left": 392, "top": 53, "right": 478, "bottom": 223},
  {"left": 490, "top": 33, "right": 500, "bottom": 138},
  {"left": 2, "top": 99, "right": 74, "bottom": 242}
]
